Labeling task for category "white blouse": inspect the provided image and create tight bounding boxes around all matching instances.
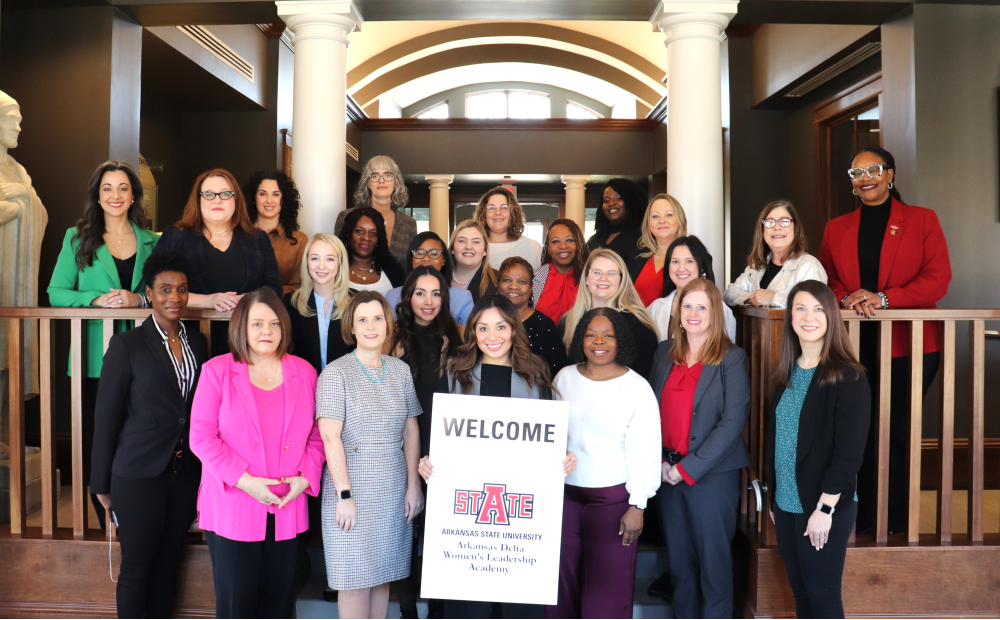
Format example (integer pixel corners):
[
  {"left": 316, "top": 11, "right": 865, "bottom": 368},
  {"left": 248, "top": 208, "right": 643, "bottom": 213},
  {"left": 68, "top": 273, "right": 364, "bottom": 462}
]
[
  {"left": 349, "top": 270, "right": 393, "bottom": 296},
  {"left": 647, "top": 290, "right": 737, "bottom": 343},
  {"left": 724, "top": 252, "right": 827, "bottom": 308},
  {"left": 555, "top": 365, "right": 661, "bottom": 508},
  {"left": 488, "top": 235, "right": 543, "bottom": 271}
]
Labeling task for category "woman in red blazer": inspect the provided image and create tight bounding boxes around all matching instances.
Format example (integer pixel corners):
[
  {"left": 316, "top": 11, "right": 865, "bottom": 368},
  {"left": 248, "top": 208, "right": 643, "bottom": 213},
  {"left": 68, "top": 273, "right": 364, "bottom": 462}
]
[{"left": 819, "top": 146, "right": 951, "bottom": 535}]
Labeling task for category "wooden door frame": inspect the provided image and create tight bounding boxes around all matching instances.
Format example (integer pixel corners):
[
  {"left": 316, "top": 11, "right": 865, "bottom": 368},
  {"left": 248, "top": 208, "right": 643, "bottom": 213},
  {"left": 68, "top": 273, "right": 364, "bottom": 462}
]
[{"left": 814, "top": 73, "right": 883, "bottom": 244}]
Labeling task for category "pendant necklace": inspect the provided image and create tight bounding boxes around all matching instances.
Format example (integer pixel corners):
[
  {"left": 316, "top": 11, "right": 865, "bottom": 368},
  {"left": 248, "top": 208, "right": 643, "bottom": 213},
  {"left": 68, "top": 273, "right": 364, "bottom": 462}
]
[
  {"left": 351, "top": 264, "right": 375, "bottom": 281},
  {"left": 352, "top": 351, "right": 385, "bottom": 384}
]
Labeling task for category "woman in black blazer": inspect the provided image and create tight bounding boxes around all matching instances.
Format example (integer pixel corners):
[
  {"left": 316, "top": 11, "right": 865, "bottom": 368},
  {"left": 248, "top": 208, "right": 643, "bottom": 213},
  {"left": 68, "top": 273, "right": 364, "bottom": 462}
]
[
  {"left": 90, "top": 251, "right": 207, "bottom": 619},
  {"left": 152, "top": 168, "right": 281, "bottom": 355},
  {"left": 767, "top": 280, "right": 870, "bottom": 619},
  {"left": 284, "top": 233, "right": 355, "bottom": 373}
]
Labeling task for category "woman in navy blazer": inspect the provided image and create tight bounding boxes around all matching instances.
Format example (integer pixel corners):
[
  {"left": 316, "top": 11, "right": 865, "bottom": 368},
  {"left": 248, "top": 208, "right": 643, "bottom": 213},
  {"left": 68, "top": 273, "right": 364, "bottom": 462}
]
[
  {"left": 153, "top": 168, "right": 281, "bottom": 356},
  {"left": 650, "top": 278, "right": 750, "bottom": 619}
]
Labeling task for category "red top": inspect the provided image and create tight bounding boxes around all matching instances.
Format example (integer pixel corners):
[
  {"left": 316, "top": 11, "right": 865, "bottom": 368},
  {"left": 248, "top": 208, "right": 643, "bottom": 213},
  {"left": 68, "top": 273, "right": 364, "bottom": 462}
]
[
  {"left": 634, "top": 258, "right": 664, "bottom": 308},
  {"left": 536, "top": 268, "right": 579, "bottom": 324},
  {"left": 660, "top": 362, "right": 703, "bottom": 485},
  {"left": 820, "top": 198, "right": 951, "bottom": 357}
]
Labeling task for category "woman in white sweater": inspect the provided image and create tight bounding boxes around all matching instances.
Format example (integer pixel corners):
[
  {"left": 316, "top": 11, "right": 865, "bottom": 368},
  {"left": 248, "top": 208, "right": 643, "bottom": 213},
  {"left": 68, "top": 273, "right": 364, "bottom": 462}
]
[
  {"left": 474, "top": 187, "right": 543, "bottom": 270},
  {"left": 549, "top": 307, "right": 661, "bottom": 619},
  {"left": 724, "top": 200, "right": 827, "bottom": 308}
]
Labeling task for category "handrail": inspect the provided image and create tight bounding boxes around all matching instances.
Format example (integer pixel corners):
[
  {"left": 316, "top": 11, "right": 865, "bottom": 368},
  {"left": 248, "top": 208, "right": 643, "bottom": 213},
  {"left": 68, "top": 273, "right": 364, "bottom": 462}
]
[{"left": 0, "top": 307, "right": 231, "bottom": 319}]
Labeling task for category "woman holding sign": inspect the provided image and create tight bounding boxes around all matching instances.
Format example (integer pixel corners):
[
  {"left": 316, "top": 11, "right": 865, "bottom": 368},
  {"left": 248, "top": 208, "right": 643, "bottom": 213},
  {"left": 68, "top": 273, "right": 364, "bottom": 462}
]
[
  {"left": 316, "top": 291, "right": 424, "bottom": 619},
  {"left": 550, "top": 308, "right": 661, "bottom": 618},
  {"left": 419, "top": 294, "right": 576, "bottom": 619}
]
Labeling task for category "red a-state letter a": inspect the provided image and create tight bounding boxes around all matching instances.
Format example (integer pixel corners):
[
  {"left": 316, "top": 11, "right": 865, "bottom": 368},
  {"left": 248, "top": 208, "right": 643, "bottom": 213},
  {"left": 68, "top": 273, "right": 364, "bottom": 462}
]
[{"left": 475, "top": 484, "right": 510, "bottom": 525}]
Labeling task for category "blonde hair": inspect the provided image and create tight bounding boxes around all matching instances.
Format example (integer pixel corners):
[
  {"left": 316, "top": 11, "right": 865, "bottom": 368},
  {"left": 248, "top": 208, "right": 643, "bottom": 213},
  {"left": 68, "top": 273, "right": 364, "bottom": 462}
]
[
  {"left": 562, "top": 248, "right": 659, "bottom": 350},
  {"left": 669, "top": 278, "right": 730, "bottom": 366},
  {"left": 449, "top": 219, "right": 498, "bottom": 297},
  {"left": 474, "top": 187, "right": 525, "bottom": 240},
  {"left": 290, "top": 233, "right": 352, "bottom": 321},
  {"left": 638, "top": 193, "right": 688, "bottom": 259},
  {"left": 353, "top": 155, "right": 409, "bottom": 210}
]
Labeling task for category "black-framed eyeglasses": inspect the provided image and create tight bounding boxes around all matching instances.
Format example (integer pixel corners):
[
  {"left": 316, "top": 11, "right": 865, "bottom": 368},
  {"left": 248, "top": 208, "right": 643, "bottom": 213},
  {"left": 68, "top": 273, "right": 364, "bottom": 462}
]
[
  {"left": 847, "top": 163, "right": 885, "bottom": 181},
  {"left": 369, "top": 172, "right": 395, "bottom": 182},
  {"left": 412, "top": 249, "right": 444, "bottom": 259},
  {"left": 762, "top": 217, "right": 795, "bottom": 228},
  {"left": 199, "top": 191, "right": 237, "bottom": 201}
]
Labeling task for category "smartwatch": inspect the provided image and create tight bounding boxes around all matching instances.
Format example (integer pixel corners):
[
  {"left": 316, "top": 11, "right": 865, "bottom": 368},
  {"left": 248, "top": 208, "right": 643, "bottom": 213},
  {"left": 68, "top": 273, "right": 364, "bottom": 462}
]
[
  {"left": 817, "top": 501, "right": 835, "bottom": 515},
  {"left": 340, "top": 489, "right": 353, "bottom": 501}
]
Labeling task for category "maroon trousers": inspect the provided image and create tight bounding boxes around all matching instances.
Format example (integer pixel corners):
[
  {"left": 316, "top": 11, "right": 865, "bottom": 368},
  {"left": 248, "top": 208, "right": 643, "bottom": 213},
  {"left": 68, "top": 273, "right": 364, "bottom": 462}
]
[{"left": 547, "top": 483, "right": 637, "bottom": 619}]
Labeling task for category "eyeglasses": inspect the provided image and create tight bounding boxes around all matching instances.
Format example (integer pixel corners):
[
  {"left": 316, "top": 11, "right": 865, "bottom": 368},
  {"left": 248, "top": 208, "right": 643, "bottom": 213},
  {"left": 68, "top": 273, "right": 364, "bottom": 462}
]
[
  {"left": 847, "top": 163, "right": 886, "bottom": 181},
  {"left": 412, "top": 249, "right": 444, "bottom": 259},
  {"left": 199, "top": 191, "right": 236, "bottom": 201},
  {"left": 485, "top": 204, "right": 511, "bottom": 212},
  {"left": 588, "top": 269, "right": 621, "bottom": 281},
  {"left": 762, "top": 217, "right": 795, "bottom": 228},
  {"left": 369, "top": 172, "right": 395, "bottom": 182}
]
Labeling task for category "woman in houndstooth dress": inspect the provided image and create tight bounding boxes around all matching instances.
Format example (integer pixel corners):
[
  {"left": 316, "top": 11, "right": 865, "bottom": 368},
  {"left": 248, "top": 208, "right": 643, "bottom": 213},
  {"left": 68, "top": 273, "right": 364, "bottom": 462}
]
[{"left": 316, "top": 291, "right": 423, "bottom": 619}]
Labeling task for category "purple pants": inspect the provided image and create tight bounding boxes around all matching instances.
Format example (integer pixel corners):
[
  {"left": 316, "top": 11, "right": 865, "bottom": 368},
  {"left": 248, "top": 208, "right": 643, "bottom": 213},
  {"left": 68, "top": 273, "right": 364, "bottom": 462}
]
[{"left": 547, "top": 483, "right": 637, "bottom": 619}]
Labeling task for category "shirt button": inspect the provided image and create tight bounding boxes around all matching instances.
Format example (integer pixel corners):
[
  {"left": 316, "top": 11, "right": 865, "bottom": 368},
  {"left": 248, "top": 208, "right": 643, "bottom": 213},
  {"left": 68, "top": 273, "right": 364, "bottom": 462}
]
[
  {"left": 352, "top": 445, "right": 358, "bottom": 451},
  {"left": 284, "top": 446, "right": 290, "bottom": 450},
  {"left": 179, "top": 418, "right": 185, "bottom": 424},
  {"left": 691, "top": 436, "right": 696, "bottom": 441}
]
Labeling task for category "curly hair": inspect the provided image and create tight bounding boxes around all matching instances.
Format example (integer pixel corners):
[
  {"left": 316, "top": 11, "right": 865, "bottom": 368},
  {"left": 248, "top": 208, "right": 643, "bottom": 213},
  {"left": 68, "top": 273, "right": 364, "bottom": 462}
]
[
  {"left": 390, "top": 266, "right": 461, "bottom": 380},
  {"left": 242, "top": 170, "right": 301, "bottom": 242},
  {"left": 540, "top": 218, "right": 589, "bottom": 284},
  {"left": 73, "top": 161, "right": 149, "bottom": 269},
  {"left": 141, "top": 250, "right": 190, "bottom": 286},
  {"left": 353, "top": 155, "right": 409, "bottom": 210},
  {"left": 405, "top": 231, "right": 454, "bottom": 281},
  {"left": 474, "top": 187, "right": 525, "bottom": 240},
  {"left": 498, "top": 256, "right": 535, "bottom": 308},
  {"left": 339, "top": 207, "right": 396, "bottom": 276},
  {"left": 447, "top": 295, "right": 555, "bottom": 397},
  {"left": 595, "top": 178, "right": 646, "bottom": 234},
  {"left": 568, "top": 307, "right": 636, "bottom": 367}
]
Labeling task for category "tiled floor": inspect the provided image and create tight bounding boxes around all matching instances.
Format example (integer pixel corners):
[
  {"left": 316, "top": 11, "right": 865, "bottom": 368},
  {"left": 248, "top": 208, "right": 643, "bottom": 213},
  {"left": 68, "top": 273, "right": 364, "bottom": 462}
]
[{"left": 918, "top": 490, "right": 1000, "bottom": 534}]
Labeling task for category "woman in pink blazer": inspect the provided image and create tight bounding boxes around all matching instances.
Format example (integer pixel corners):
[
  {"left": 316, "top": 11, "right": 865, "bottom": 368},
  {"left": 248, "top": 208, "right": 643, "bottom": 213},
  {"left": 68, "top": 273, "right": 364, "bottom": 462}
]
[{"left": 190, "top": 288, "right": 325, "bottom": 619}]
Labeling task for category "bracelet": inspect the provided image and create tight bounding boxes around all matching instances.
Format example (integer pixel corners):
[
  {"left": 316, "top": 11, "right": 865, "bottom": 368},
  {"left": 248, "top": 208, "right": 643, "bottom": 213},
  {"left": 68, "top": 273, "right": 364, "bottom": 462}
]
[
  {"left": 877, "top": 291, "right": 889, "bottom": 309},
  {"left": 629, "top": 504, "right": 645, "bottom": 511},
  {"left": 841, "top": 294, "right": 850, "bottom": 307}
]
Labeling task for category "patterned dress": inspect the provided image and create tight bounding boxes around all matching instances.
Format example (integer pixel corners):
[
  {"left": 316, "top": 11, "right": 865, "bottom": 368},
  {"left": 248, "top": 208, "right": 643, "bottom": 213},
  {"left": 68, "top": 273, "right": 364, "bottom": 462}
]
[{"left": 316, "top": 353, "right": 422, "bottom": 589}]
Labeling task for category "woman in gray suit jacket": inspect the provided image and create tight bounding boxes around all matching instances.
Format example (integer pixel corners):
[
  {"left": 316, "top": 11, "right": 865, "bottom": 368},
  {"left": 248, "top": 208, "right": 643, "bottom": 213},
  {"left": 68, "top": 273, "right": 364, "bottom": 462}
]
[
  {"left": 650, "top": 278, "right": 750, "bottom": 619},
  {"left": 418, "top": 294, "right": 575, "bottom": 619}
]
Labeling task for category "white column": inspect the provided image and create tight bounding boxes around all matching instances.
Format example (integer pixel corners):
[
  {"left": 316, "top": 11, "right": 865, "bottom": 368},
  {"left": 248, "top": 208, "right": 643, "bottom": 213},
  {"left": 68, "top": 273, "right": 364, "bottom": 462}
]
[
  {"left": 277, "top": 1, "right": 362, "bottom": 236},
  {"left": 652, "top": 1, "right": 736, "bottom": 282},
  {"left": 425, "top": 175, "right": 454, "bottom": 241},
  {"left": 561, "top": 175, "right": 589, "bottom": 230}
]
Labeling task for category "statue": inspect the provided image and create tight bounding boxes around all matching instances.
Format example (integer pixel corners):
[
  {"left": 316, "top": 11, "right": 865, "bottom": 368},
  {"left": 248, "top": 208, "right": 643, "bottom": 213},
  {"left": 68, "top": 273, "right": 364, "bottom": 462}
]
[{"left": 0, "top": 91, "right": 48, "bottom": 459}]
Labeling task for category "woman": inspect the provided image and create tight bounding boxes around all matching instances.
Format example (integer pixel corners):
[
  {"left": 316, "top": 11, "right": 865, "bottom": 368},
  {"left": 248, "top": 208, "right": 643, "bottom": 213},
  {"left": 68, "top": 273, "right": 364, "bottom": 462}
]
[
  {"left": 474, "top": 187, "right": 543, "bottom": 270},
  {"left": 767, "top": 281, "right": 870, "bottom": 619},
  {"left": 626, "top": 194, "right": 688, "bottom": 307},
  {"left": 819, "top": 146, "right": 951, "bottom": 535},
  {"left": 651, "top": 278, "right": 750, "bottom": 619},
  {"left": 418, "top": 294, "right": 576, "bottom": 619},
  {"left": 586, "top": 178, "right": 646, "bottom": 259},
  {"left": 152, "top": 168, "right": 281, "bottom": 355},
  {"left": 243, "top": 170, "right": 308, "bottom": 295},
  {"left": 335, "top": 155, "right": 417, "bottom": 265},
  {"left": 385, "top": 231, "right": 475, "bottom": 326},
  {"left": 284, "top": 233, "right": 354, "bottom": 374},
  {"left": 388, "top": 267, "right": 462, "bottom": 620},
  {"left": 561, "top": 249, "right": 659, "bottom": 380},
  {"left": 48, "top": 160, "right": 159, "bottom": 529},
  {"left": 90, "top": 251, "right": 206, "bottom": 618},
  {"left": 550, "top": 308, "right": 661, "bottom": 619},
  {"left": 646, "top": 236, "right": 737, "bottom": 343},
  {"left": 338, "top": 207, "right": 405, "bottom": 295},
  {"left": 532, "top": 218, "right": 589, "bottom": 324},
  {"left": 449, "top": 219, "right": 498, "bottom": 303},
  {"left": 189, "top": 288, "right": 325, "bottom": 618},
  {"left": 725, "top": 200, "right": 827, "bottom": 308},
  {"left": 316, "top": 291, "right": 423, "bottom": 619},
  {"left": 499, "top": 257, "right": 569, "bottom": 379}
]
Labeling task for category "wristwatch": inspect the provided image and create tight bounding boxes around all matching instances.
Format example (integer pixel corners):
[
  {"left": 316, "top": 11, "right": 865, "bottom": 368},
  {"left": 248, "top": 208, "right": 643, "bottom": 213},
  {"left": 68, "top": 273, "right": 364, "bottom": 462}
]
[
  {"left": 629, "top": 505, "right": 645, "bottom": 511},
  {"left": 340, "top": 489, "right": 353, "bottom": 501},
  {"left": 817, "top": 501, "right": 835, "bottom": 515}
]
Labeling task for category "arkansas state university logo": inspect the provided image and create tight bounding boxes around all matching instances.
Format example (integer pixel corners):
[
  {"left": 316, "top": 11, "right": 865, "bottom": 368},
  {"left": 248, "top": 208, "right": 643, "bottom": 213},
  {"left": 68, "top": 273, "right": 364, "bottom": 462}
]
[{"left": 453, "top": 483, "right": 533, "bottom": 525}]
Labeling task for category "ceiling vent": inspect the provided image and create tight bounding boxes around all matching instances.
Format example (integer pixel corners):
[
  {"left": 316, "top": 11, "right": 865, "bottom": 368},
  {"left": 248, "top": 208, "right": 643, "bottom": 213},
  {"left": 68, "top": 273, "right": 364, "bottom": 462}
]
[
  {"left": 177, "top": 25, "right": 255, "bottom": 83},
  {"left": 784, "top": 42, "right": 880, "bottom": 98}
]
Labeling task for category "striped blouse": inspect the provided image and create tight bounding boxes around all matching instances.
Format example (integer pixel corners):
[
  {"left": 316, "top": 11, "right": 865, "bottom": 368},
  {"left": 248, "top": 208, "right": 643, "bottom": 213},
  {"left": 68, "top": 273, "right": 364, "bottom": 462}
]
[{"left": 151, "top": 318, "right": 197, "bottom": 400}]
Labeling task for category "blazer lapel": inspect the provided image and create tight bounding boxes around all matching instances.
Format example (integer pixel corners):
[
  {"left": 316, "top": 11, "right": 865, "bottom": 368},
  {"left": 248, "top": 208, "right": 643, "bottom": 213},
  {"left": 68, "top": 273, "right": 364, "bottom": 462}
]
[
  {"left": 839, "top": 209, "right": 862, "bottom": 292},
  {"left": 280, "top": 357, "right": 300, "bottom": 445},
  {"left": 132, "top": 225, "right": 153, "bottom": 292},
  {"left": 692, "top": 363, "right": 719, "bottom": 411},
  {"left": 141, "top": 317, "right": 183, "bottom": 401},
  {"left": 231, "top": 360, "right": 265, "bottom": 445},
  {"left": 95, "top": 244, "right": 121, "bottom": 289},
  {"left": 877, "top": 199, "right": 906, "bottom": 292}
]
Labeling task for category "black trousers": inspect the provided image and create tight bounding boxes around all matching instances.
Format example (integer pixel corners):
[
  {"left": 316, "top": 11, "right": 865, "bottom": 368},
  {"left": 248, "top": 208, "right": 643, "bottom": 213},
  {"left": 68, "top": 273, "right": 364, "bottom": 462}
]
[
  {"left": 656, "top": 468, "right": 740, "bottom": 619},
  {"left": 110, "top": 453, "right": 200, "bottom": 618},
  {"left": 206, "top": 513, "right": 298, "bottom": 619},
  {"left": 774, "top": 501, "right": 858, "bottom": 619},
  {"left": 83, "top": 377, "right": 107, "bottom": 531},
  {"left": 856, "top": 347, "right": 939, "bottom": 534},
  {"left": 443, "top": 600, "right": 545, "bottom": 619}
]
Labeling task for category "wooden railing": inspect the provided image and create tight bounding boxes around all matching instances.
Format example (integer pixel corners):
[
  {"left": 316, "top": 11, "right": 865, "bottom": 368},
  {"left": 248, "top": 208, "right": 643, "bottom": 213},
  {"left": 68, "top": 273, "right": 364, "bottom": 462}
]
[
  {"left": 735, "top": 306, "right": 998, "bottom": 546},
  {"left": 2, "top": 307, "right": 229, "bottom": 541}
]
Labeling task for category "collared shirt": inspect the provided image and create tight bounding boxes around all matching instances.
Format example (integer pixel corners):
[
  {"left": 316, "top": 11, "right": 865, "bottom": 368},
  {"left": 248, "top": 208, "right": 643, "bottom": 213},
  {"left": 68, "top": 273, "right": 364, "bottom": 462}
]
[
  {"left": 152, "top": 317, "right": 197, "bottom": 401},
  {"left": 314, "top": 292, "right": 332, "bottom": 368},
  {"left": 660, "top": 362, "right": 703, "bottom": 485}
]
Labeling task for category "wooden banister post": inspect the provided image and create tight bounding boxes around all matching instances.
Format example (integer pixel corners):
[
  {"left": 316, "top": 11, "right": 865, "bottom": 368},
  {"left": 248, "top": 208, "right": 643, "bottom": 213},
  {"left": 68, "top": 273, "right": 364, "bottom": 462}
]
[
  {"left": 937, "top": 320, "right": 956, "bottom": 543},
  {"left": 967, "top": 320, "right": 985, "bottom": 542},
  {"left": 70, "top": 318, "right": 86, "bottom": 539},
  {"left": 8, "top": 318, "right": 26, "bottom": 534},
  {"left": 876, "top": 321, "right": 892, "bottom": 544},
  {"left": 40, "top": 318, "right": 57, "bottom": 537},
  {"left": 907, "top": 322, "right": 924, "bottom": 543}
]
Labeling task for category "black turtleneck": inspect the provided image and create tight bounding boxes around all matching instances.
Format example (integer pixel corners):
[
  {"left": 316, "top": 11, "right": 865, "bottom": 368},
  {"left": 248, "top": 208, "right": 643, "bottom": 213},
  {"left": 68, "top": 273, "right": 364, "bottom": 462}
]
[
  {"left": 586, "top": 223, "right": 642, "bottom": 258},
  {"left": 857, "top": 196, "right": 892, "bottom": 293}
]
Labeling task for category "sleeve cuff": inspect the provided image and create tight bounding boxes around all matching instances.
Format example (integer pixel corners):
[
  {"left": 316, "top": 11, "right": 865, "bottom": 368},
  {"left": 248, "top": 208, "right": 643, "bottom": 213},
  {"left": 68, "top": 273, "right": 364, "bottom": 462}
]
[
  {"left": 676, "top": 463, "right": 696, "bottom": 486},
  {"left": 628, "top": 493, "right": 649, "bottom": 510}
]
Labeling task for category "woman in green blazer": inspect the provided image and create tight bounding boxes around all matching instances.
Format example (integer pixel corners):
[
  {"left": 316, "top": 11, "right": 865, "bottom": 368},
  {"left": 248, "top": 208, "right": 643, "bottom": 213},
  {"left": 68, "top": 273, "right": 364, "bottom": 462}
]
[{"left": 46, "top": 160, "right": 158, "bottom": 529}]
